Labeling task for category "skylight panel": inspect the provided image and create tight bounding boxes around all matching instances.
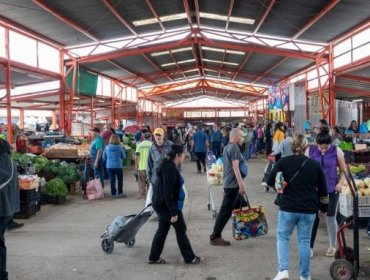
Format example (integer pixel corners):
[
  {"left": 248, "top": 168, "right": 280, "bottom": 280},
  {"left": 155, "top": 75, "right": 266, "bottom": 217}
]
[
  {"left": 202, "top": 46, "right": 244, "bottom": 55},
  {"left": 133, "top": 13, "right": 187, "bottom": 26},
  {"left": 151, "top": 47, "right": 192, "bottom": 56},
  {"left": 200, "top": 12, "right": 255, "bottom": 25},
  {"left": 203, "top": 58, "right": 238, "bottom": 66},
  {"left": 161, "top": 59, "right": 196, "bottom": 67}
]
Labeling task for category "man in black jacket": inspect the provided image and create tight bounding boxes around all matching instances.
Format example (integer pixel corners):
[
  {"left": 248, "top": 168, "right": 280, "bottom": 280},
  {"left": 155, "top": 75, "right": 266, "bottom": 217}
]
[{"left": 0, "top": 139, "right": 20, "bottom": 280}]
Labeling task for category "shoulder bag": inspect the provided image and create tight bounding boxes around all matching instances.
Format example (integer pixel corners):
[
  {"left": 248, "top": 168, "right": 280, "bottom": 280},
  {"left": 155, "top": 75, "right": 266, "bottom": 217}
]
[{"left": 274, "top": 158, "right": 308, "bottom": 206}]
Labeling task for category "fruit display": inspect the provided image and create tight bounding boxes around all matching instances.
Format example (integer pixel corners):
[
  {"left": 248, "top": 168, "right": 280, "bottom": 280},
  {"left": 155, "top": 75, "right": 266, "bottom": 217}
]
[
  {"left": 349, "top": 164, "right": 366, "bottom": 175},
  {"left": 207, "top": 161, "right": 223, "bottom": 185},
  {"left": 341, "top": 177, "right": 370, "bottom": 196},
  {"left": 18, "top": 175, "right": 40, "bottom": 190},
  {"left": 45, "top": 142, "right": 89, "bottom": 158}
]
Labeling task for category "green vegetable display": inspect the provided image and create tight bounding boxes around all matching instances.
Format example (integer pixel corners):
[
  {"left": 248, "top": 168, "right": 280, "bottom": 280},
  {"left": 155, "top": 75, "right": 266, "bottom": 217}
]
[{"left": 44, "top": 178, "right": 68, "bottom": 197}]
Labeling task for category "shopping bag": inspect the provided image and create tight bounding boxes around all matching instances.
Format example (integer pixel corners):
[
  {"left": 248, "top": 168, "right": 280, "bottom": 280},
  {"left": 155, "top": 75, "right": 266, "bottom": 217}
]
[
  {"left": 86, "top": 176, "right": 104, "bottom": 200},
  {"left": 232, "top": 195, "right": 268, "bottom": 240}
]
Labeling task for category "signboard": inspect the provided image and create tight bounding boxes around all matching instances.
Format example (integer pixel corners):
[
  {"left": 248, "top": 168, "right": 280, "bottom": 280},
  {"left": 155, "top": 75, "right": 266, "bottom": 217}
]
[{"left": 268, "top": 82, "right": 289, "bottom": 122}]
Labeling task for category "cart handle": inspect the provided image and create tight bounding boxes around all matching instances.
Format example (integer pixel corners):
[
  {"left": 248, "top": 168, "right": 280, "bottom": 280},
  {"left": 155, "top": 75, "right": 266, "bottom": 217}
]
[{"left": 344, "top": 164, "right": 357, "bottom": 197}]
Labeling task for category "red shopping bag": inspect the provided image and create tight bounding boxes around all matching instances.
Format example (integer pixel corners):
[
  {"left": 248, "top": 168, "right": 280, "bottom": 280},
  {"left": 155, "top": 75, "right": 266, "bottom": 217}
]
[{"left": 86, "top": 176, "right": 104, "bottom": 200}]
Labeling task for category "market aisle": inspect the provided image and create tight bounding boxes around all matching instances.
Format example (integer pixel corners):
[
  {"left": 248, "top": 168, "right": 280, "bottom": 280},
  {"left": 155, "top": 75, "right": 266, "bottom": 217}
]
[{"left": 6, "top": 157, "right": 370, "bottom": 280}]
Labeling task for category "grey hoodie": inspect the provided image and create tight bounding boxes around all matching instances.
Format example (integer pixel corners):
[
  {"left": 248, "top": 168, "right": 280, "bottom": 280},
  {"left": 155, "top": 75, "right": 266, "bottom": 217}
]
[
  {"left": 147, "top": 140, "right": 173, "bottom": 185},
  {"left": 0, "top": 154, "right": 20, "bottom": 217}
]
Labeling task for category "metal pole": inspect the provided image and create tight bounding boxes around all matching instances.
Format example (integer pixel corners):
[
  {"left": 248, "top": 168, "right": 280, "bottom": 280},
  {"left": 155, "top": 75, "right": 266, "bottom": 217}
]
[
  {"left": 59, "top": 50, "right": 66, "bottom": 130},
  {"left": 19, "top": 109, "right": 24, "bottom": 130},
  {"left": 328, "top": 43, "right": 336, "bottom": 126},
  {"left": 90, "top": 97, "right": 94, "bottom": 130},
  {"left": 5, "top": 28, "right": 13, "bottom": 143}
]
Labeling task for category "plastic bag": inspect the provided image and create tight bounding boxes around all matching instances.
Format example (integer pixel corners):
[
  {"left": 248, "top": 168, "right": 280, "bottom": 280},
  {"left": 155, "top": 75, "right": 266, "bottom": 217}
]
[{"left": 86, "top": 176, "right": 104, "bottom": 200}]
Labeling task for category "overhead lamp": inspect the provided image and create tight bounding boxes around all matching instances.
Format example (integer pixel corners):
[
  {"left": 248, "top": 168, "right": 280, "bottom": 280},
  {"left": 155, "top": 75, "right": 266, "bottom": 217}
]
[
  {"left": 352, "top": 99, "right": 363, "bottom": 102},
  {"left": 200, "top": 12, "right": 255, "bottom": 25}
]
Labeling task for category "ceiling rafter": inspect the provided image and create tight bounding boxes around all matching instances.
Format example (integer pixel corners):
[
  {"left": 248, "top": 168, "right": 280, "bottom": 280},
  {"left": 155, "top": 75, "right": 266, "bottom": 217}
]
[
  {"left": 225, "top": 0, "right": 235, "bottom": 31},
  {"left": 32, "top": 0, "right": 99, "bottom": 42},
  {"left": 291, "top": 0, "right": 341, "bottom": 40},
  {"left": 251, "top": 57, "right": 289, "bottom": 84},
  {"left": 253, "top": 0, "right": 276, "bottom": 35},
  {"left": 102, "top": 0, "right": 138, "bottom": 36},
  {"left": 144, "top": 85, "right": 263, "bottom": 99},
  {"left": 146, "top": 0, "right": 165, "bottom": 32}
]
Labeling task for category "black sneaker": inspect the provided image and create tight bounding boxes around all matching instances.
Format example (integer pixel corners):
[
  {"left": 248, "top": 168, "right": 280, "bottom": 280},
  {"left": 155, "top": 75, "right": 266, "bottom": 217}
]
[{"left": 7, "top": 221, "right": 24, "bottom": 231}]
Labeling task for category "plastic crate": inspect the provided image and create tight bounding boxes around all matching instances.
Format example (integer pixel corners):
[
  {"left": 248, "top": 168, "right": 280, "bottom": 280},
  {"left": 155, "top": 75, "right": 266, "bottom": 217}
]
[
  {"left": 19, "top": 188, "right": 39, "bottom": 201},
  {"left": 339, "top": 194, "right": 370, "bottom": 218},
  {"left": 14, "top": 204, "right": 38, "bottom": 219}
]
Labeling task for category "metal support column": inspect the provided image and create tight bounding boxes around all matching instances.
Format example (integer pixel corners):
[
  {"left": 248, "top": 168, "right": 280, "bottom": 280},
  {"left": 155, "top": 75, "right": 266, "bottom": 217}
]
[
  {"left": 59, "top": 50, "right": 66, "bottom": 130},
  {"left": 52, "top": 110, "right": 57, "bottom": 130},
  {"left": 111, "top": 80, "right": 115, "bottom": 128},
  {"left": 328, "top": 43, "right": 336, "bottom": 126},
  {"left": 305, "top": 73, "right": 309, "bottom": 121},
  {"left": 90, "top": 97, "right": 94, "bottom": 129},
  {"left": 19, "top": 109, "right": 25, "bottom": 130},
  {"left": 5, "top": 28, "right": 12, "bottom": 143}
]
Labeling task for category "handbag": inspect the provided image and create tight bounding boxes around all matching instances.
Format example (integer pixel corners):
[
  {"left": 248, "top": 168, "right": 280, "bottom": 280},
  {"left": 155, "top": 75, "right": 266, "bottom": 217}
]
[
  {"left": 274, "top": 158, "right": 308, "bottom": 206},
  {"left": 86, "top": 176, "right": 104, "bottom": 200},
  {"left": 232, "top": 194, "right": 268, "bottom": 240}
]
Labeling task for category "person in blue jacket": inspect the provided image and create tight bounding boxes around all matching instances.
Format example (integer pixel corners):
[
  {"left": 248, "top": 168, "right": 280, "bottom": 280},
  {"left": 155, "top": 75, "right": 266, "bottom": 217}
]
[{"left": 103, "top": 134, "right": 126, "bottom": 198}]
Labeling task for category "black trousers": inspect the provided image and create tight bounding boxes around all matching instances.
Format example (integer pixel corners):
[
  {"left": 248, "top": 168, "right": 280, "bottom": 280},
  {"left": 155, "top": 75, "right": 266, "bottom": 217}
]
[
  {"left": 210, "top": 188, "right": 245, "bottom": 240},
  {"left": 310, "top": 192, "right": 339, "bottom": 248},
  {"left": 0, "top": 216, "right": 12, "bottom": 280},
  {"left": 195, "top": 152, "right": 206, "bottom": 171},
  {"left": 149, "top": 210, "right": 195, "bottom": 263}
]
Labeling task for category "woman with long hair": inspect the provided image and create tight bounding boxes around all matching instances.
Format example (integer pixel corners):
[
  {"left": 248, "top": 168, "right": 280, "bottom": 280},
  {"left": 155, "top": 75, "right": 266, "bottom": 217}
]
[
  {"left": 267, "top": 132, "right": 328, "bottom": 280},
  {"left": 272, "top": 122, "right": 285, "bottom": 162},
  {"left": 149, "top": 144, "right": 201, "bottom": 264},
  {"left": 103, "top": 134, "right": 126, "bottom": 198},
  {"left": 307, "top": 127, "right": 346, "bottom": 258}
]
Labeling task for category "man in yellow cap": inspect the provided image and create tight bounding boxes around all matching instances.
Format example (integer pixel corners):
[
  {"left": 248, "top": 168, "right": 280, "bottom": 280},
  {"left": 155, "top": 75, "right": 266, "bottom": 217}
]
[{"left": 146, "top": 128, "right": 173, "bottom": 207}]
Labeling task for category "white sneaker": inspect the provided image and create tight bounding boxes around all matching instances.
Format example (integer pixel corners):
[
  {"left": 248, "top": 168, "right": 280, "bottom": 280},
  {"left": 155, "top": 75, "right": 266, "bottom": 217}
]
[
  {"left": 300, "top": 276, "right": 311, "bottom": 280},
  {"left": 273, "top": 270, "right": 289, "bottom": 280},
  {"left": 261, "top": 182, "right": 268, "bottom": 186},
  {"left": 310, "top": 248, "right": 314, "bottom": 258}
]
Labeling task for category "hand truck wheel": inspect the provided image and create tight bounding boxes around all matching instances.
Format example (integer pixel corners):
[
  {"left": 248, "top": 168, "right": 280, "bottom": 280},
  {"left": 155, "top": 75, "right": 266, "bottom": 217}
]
[
  {"left": 125, "top": 238, "right": 135, "bottom": 248},
  {"left": 330, "top": 259, "right": 355, "bottom": 280},
  {"left": 101, "top": 238, "right": 114, "bottom": 254}
]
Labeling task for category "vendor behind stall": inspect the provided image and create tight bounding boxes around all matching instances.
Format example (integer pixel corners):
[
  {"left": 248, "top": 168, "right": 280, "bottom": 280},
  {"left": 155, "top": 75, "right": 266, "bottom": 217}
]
[{"left": 348, "top": 120, "right": 359, "bottom": 134}]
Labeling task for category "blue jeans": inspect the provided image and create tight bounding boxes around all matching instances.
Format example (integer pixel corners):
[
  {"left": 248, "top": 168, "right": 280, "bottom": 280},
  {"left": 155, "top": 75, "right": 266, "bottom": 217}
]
[
  {"left": 107, "top": 168, "right": 123, "bottom": 196},
  {"left": 211, "top": 142, "right": 221, "bottom": 158},
  {"left": 277, "top": 210, "right": 316, "bottom": 279}
]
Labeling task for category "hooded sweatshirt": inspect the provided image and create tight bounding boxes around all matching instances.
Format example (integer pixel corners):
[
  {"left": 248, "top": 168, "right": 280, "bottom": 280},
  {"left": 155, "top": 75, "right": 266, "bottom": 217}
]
[
  {"left": 0, "top": 153, "right": 20, "bottom": 217},
  {"left": 103, "top": 144, "right": 126, "bottom": 169}
]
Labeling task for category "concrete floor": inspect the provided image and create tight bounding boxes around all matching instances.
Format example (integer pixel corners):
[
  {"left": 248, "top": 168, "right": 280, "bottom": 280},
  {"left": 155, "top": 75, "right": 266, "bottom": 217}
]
[{"left": 6, "top": 157, "right": 370, "bottom": 280}]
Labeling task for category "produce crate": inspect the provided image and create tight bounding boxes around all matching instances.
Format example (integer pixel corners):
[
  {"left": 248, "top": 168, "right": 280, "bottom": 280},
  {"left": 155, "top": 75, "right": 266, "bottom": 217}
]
[
  {"left": 14, "top": 204, "right": 38, "bottom": 219},
  {"left": 19, "top": 188, "right": 39, "bottom": 201},
  {"left": 339, "top": 193, "right": 370, "bottom": 218}
]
